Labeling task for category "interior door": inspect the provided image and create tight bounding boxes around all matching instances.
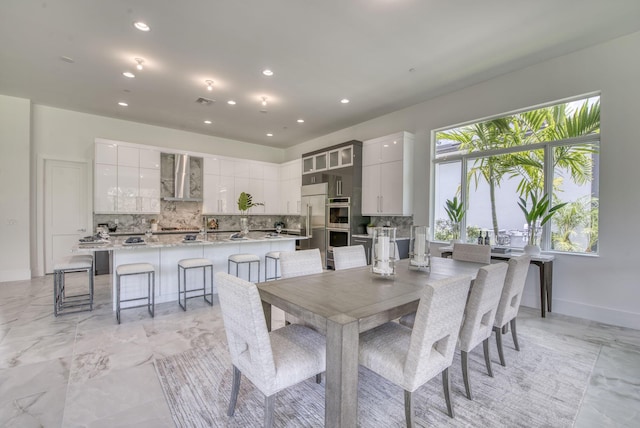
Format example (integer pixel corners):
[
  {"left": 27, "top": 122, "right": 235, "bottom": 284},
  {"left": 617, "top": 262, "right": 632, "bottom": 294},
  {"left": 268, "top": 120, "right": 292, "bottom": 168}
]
[{"left": 45, "top": 159, "right": 89, "bottom": 273}]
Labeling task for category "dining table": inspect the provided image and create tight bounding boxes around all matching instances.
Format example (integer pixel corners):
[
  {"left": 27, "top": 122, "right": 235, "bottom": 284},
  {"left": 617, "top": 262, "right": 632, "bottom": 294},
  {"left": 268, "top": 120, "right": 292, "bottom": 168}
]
[{"left": 257, "top": 257, "right": 486, "bottom": 428}]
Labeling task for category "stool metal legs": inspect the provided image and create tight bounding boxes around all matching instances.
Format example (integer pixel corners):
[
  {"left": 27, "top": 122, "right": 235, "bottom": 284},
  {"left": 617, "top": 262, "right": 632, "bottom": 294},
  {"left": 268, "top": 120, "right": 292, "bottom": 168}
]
[
  {"left": 116, "top": 271, "right": 155, "bottom": 324},
  {"left": 53, "top": 263, "right": 94, "bottom": 317},
  {"left": 228, "top": 260, "right": 260, "bottom": 283},
  {"left": 265, "top": 255, "right": 280, "bottom": 281},
  {"left": 178, "top": 264, "right": 214, "bottom": 311}
]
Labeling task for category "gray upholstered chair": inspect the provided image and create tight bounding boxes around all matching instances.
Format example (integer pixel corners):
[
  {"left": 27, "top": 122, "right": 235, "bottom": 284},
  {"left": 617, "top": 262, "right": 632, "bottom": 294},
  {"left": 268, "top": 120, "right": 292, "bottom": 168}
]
[
  {"left": 359, "top": 275, "right": 472, "bottom": 426},
  {"left": 276, "top": 248, "right": 324, "bottom": 326},
  {"left": 493, "top": 254, "right": 531, "bottom": 366},
  {"left": 452, "top": 243, "right": 491, "bottom": 264},
  {"left": 457, "top": 262, "right": 508, "bottom": 400},
  {"left": 333, "top": 245, "right": 367, "bottom": 270},
  {"left": 279, "top": 248, "right": 323, "bottom": 278},
  {"left": 215, "top": 272, "right": 326, "bottom": 428}
]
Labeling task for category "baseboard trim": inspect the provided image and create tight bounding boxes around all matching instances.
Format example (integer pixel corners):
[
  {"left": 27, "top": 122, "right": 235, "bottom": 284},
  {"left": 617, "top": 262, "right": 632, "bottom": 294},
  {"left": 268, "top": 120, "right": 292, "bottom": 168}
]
[
  {"left": 0, "top": 268, "right": 32, "bottom": 283},
  {"left": 522, "top": 292, "right": 640, "bottom": 330}
]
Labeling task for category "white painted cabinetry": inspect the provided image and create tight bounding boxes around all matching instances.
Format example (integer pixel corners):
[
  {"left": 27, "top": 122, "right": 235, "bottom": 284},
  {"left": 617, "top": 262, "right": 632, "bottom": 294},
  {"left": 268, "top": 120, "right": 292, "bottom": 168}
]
[
  {"left": 362, "top": 132, "right": 414, "bottom": 216},
  {"left": 203, "top": 157, "right": 235, "bottom": 214},
  {"left": 279, "top": 159, "right": 302, "bottom": 214}
]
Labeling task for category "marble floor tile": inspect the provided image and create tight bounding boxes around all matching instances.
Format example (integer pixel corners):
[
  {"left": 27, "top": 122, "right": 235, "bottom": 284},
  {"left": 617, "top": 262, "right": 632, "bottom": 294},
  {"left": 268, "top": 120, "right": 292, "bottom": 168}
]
[
  {"left": 0, "top": 332, "right": 76, "bottom": 369},
  {"left": 0, "top": 384, "right": 67, "bottom": 428}
]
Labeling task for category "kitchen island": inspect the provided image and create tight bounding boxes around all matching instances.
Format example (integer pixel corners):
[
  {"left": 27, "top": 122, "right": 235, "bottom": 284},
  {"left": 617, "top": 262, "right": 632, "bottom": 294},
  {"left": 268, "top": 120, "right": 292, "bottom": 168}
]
[{"left": 75, "top": 232, "right": 299, "bottom": 310}]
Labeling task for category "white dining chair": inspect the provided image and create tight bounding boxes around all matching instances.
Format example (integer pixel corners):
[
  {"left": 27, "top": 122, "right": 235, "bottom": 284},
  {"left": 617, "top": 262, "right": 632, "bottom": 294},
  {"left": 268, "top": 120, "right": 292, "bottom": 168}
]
[
  {"left": 278, "top": 248, "right": 323, "bottom": 326},
  {"left": 493, "top": 254, "right": 531, "bottom": 366},
  {"left": 333, "top": 245, "right": 367, "bottom": 270},
  {"left": 452, "top": 243, "right": 491, "bottom": 264},
  {"left": 359, "top": 275, "right": 472, "bottom": 426},
  {"left": 457, "top": 262, "right": 508, "bottom": 400},
  {"left": 216, "top": 272, "right": 326, "bottom": 428}
]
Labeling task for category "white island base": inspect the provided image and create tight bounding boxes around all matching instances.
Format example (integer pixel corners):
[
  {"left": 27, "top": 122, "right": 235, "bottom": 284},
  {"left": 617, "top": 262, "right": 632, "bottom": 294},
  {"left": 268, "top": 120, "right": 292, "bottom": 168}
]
[{"left": 111, "top": 236, "right": 296, "bottom": 310}]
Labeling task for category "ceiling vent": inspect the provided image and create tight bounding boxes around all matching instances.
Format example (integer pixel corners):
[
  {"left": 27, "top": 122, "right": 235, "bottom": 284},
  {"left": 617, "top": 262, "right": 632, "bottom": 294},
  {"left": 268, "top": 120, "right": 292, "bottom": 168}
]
[{"left": 195, "top": 97, "right": 215, "bottom": 105}]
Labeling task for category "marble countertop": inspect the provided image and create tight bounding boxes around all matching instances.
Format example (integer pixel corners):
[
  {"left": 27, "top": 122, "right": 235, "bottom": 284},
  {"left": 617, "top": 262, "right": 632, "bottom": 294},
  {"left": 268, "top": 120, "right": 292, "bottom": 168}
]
[
  {"left": 351, "top": 234, "right": 411, "bottom": 240},
  {"left": 75, "top": 231, "right": 302, "bottom": 252}
]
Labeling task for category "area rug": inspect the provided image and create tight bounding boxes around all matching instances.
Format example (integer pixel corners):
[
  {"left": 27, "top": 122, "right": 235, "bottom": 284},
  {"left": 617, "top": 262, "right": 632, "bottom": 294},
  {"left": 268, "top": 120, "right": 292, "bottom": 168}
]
[{"left": 155, "top": 327, "right": 598, "bottom": 427}]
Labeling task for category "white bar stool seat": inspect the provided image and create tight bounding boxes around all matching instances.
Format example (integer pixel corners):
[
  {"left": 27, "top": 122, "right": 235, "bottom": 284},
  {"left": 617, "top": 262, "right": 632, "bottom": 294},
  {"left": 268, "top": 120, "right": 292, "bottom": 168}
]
[
  {"left": 264, "top": 251, "right": 281, "bottom": 281},
  {"left": 53, "top": 255, "right": 94, "bottom": 316},
  {"left": 115, "top": 262, "right": 155, "bottom": 324},
  {"left": 228, "top": 253, "right": 261, "bottom": 283},
  {"left": 178, "top": 258, "right": 214, "bottom": 311}
]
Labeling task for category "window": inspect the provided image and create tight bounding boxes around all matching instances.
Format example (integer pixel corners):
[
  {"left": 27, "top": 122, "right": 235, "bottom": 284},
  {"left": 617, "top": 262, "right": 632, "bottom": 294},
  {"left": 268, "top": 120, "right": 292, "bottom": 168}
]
[{"left": 432, "top": 95, "right": 600, "bottom": 254}]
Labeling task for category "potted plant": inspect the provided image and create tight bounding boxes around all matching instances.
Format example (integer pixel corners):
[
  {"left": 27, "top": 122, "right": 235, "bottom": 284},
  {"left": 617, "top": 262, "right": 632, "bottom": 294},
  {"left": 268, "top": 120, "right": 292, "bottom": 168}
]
[
  {"left": 366, "top": 222, "right": 375, "bottom": 236},
  {"left": 518, "top": 190, "right": 567, "bottom": 255},
  {"left": 237, "top": 192, "right": 263, "bottom": 235},
  {"left": 444, "top": 196, "right": 464, "bottom": 243}
]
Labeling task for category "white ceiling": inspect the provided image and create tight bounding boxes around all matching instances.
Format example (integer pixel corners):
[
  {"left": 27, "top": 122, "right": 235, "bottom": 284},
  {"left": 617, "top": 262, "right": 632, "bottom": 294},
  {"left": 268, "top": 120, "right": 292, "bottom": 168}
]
[{"left": 1, "top": 1, "right": 639, "bottom": 148}]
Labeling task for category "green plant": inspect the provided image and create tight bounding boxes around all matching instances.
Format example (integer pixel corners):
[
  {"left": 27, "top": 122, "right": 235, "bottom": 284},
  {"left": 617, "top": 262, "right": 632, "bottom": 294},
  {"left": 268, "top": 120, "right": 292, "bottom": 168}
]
[
  {"left": 518, "top": 191, "right": 567, "bottom": 246},
  {"left": 444, "top": 196, "right": 464, "bottom": 239},
  {"left": 237, "top": 192, "right": 263, "bottom": 215}
]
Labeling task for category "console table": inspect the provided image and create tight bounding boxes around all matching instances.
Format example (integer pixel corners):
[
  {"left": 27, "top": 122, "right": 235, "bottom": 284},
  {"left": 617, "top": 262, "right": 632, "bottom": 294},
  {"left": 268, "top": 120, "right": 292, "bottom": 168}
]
[{"left": 439, "top": 246, "right": 554, "bottom": 318}]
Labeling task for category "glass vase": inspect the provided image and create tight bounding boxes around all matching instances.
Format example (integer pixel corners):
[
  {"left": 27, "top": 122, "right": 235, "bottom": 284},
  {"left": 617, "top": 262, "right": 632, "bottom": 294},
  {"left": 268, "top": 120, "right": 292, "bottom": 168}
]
[{"left": 240, "top": 216, "right": 249, "bottom": 236}]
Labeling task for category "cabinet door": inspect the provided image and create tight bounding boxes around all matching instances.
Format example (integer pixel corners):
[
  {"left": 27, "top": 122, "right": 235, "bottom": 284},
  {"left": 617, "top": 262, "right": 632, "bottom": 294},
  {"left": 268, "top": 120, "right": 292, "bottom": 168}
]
[
  {"left": 139, "top": 149, "right": 160, "bottom": 169},
  {"left": 117, "top": 165, "right": 139, "bottom": 212},
  {"left": 219, "top": 159, "right": 235, "bottom": 176},
  {"left": 95, "top": 142, "right": 117, "bottom": 165},
  {"left": 218, "top": 175, "right": 235, "bottom": 213},
  {"left": 204, "top": 157, "right": 220, "bottom": 175},
  {"left": 263, "top": 164, "right": 279, "bottom": 181},
  {"left": 361, "top": 164, "right": 380, "bottom": 215},
  {"left": 302, "top": 156, "right": 314, "bottom": 174},
  {"left": 379, "top": 160, "right": 403, "bottom": 215},
  {"left": 248, "top": 178, "right": 265, "bottom": 214},
  {"left": 234, "top": 160, "right": 251, "bottom": 178},
  {"left": 94, "top": 164, "right": 117, "bottom": 212},
  {"left": 340, "top": 146, "right": 353, "bottom": 167},
  {"left": 291, "top": 176, "right": 301, "bottom": 214},
  {"left": 314, "top": 153, "right": 327, "bottom": 171},
  {"left": 117, "top": 146, "right": 139, "bottom": 167},
  {"left": 263, "top": 179, "right": 280, "bottom": 214},
  {"left": 139, "top": 168, "right": 160, "bottom": 213},
  {"left": 379, "top": 138, "right": 404, "bottom": 163},
  {"left": 363, "top": 141, "right": 381, "bottom": 166},
  {"left": 202, "top": 174, "right": 219, "bottom": 213}
]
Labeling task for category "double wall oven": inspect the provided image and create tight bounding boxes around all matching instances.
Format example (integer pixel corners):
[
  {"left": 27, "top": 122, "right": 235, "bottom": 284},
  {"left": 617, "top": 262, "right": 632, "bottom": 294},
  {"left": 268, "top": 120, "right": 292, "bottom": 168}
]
[{"left": 326, "top": 197, "right": 351, "bottom": 269}]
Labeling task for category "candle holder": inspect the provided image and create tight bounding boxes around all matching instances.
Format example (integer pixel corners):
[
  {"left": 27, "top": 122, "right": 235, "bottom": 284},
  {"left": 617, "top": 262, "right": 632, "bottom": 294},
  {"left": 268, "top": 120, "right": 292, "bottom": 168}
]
[
  {"left": 372, "top": 227, "right": 397, "bottom": 276},
  {"left": 409, "top": 225, "right": 430, "bottom": 270}
]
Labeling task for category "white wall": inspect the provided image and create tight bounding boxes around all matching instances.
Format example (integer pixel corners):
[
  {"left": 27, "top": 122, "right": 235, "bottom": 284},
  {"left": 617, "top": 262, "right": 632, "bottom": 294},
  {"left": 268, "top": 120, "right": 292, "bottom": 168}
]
[
  {"left": 0, "top": 95, "right": 31, "bottom": 281},
  {"left": 286, "top": 31, "right": 640, "bottom": 329},
  {"left": 29, "top": 105, "right": 285, "bottom": 276}
]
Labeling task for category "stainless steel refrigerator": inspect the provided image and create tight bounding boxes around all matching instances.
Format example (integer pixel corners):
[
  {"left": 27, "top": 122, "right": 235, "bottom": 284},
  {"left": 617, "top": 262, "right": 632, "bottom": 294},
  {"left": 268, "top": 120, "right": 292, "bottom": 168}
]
[{"left": 300, "top": 183, "right": 328, "bottom": 266}]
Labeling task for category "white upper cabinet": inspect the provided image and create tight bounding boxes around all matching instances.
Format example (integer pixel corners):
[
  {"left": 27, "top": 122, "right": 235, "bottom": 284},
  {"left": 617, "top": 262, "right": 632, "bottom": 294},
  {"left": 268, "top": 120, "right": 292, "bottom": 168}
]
[
  {"left": 95, "top": 141, "right": 117, "bottom": 164},
  {"left": 94, "top": 163, "right": 117, "bottom": 212},
  {"left": 117, "top": 146, "right": 139, "bottom": 167},
  {"left": 139, "top": 149, "right": 160, "bottom": 169},
  {"left": 279, "top": 159, "right": 302, "bottom": 214},
  {"left": 361, "top": 132, "right": 414, "bottom": 216}
]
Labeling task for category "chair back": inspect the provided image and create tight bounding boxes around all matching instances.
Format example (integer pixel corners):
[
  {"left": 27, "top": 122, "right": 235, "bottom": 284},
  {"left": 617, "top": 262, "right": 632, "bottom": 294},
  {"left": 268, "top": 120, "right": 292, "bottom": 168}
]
[
  {"left": 216, "top": 272, "right": 276, "bottom": 390},
  {"left": 494, "top": 255, "right": 531, "bottom": 328},
  {"left": 279, "top": 248, "right": 323, "bottom": 278},
  {"left": 452, "top": 243, "right": 491, "bottom": 264},
  {"left": 458, "top": 263, "right": 508, "bottom": 351},
  {"left": 403, "top": 275, "right": 472, "bottom": 390},
  {"left": 333, "top": 245, "right": 367, "bottom": 270}
]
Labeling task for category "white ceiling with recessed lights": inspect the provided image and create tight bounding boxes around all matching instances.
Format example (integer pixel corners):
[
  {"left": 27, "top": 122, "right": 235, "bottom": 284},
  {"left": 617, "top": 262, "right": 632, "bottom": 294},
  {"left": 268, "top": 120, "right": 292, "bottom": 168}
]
[{"left": 1, "top": 1, "right": 639, "bottom": 148}]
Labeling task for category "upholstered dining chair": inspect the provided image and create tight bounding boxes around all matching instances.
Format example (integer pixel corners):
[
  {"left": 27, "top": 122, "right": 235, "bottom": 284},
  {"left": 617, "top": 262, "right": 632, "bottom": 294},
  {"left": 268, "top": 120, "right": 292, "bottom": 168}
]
[
  {"left": 457, "top": 262, "right": 508, "bottom": 400},
  {"left": 452, "top": 243, "right": 491, "bottom": 264},
  {"left": 493, "top": 254, "right": 531, "bottom": 366},
  {"left": 215, "top": 272, "right": 326, "bottom": 428},
  {"left": 278, "top": 248, "right": 323, "bottom": 325},
  {"left": 359, "top": 275, "right": 472, "bottom": 426},
  {"left": 333, "top": 245, "right": 367, "bottom": 270}
]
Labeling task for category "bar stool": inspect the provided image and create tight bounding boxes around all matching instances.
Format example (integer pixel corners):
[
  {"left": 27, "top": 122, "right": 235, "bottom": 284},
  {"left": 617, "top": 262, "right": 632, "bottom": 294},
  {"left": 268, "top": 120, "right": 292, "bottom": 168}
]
[
  {"left": 228, "top": 253, "right": 260, "bottom": 283},
  {"left": 116, "top": 263, "right": 155, "bottom": 324},
  {"left": 178, "top": 258, "right": 214, "bottom": 311},
  {"left": 53, "top": 255, "right": 94, "bottom": 316},
  {"left": 264, "top": 251, "right": 281, "bottom": 281}
]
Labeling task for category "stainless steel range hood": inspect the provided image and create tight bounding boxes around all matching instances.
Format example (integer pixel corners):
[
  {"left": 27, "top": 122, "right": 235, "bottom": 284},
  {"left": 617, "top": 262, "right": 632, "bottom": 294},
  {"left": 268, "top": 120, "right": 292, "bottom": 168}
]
[{"left": 164, "top": 153, "right": 203, "bottom": 202}]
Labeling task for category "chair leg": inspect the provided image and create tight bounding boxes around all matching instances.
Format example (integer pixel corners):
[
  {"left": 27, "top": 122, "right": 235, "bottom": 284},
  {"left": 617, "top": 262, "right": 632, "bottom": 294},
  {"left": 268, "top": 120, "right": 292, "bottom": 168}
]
[
  {"left": 461, "top": 351, "right": 472, "bottom": 400},
  {"left": 442, "top": 367, "right": 454, "bottom": 418},
  {"left": 315, "top": 373, "right": 322, "bottom": 384},
  {"left": 494, "top": 326, "right": 506, "bottom": 367},
  {"left": 264, "top": 394, "right": 275, "bottom": 428},
  {"left": 510, "top": 318, "right": 520, "bottom": 351},
  {"left": 404, "top": 389, "right": 415, "bottom": 428},
  {"left": 228, "top": 365, "right": 241, "bottom": 416},
  {"left": 116, "top": 274, "right": 121, "bottom": 324},
  {"left": 483, "top": 338, "right": 493, "bottom": 377}
]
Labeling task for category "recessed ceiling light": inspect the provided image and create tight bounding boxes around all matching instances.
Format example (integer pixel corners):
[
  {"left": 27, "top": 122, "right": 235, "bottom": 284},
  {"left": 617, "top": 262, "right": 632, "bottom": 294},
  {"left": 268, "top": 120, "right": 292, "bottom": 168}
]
[
  {"left": 262, "top": 69, "right": 273, "bottom": 76},
  {"left": 341, "top": 98, "right": 350, "bottom": 104},
  {"left": 297, "top": 119, "right": 305, "bottom": 123},
  {"left": 133, "top": 21, "right": 150, "bottom": 32},
  {"left": 135, "top": 58, "right": 144, "bottom": 70},
  {"left": 261, "top": 96, "right": 268, "bottom": 106},
  {"left": 60, "top": 56, "right": 75, "bottom": 63},
  {"left": 205, "top": 80, "right": 214, "bottom": 91},
  {"left": 122, "top": 71, "right": 135, "bottom": 78},
  {"left": 227, "top": 100, "right": 236, "bottom": 105},
  {"left": 204, "top": 120, "right": 212, "bottom": 124},
  {"left": 118, "top": 102, "right": 128, "bottom": 107},
  {"left": 266, "top": 133, "right": 273, "bottom": 137}
]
